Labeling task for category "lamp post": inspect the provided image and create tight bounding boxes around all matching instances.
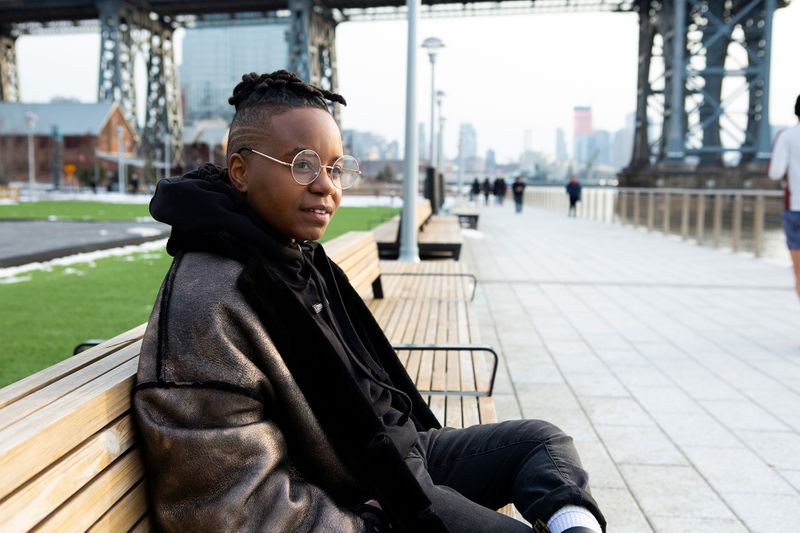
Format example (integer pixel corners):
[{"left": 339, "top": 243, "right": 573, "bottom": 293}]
[
  {"left": 398, "top": 0, "right": 421, "bottom": 263},
  {"left": 421, "top": 37, "right": 444, "bottom": 168},
  {"left": 25, "top": 112, "right": 37, "bottom": 193},
  {"left": 116, "top": 125, "right": 126, "bottom": 194},
  {"left": 436, "top": 90, "right": 445, "bottom": 196}
]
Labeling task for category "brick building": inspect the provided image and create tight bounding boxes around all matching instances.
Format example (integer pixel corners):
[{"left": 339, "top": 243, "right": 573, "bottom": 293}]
[{"left": 0, "top": 101, "right": 135, "bottom": 187}]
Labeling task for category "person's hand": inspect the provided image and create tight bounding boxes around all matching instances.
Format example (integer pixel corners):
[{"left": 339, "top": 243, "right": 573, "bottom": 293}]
[{"left": 353, "top": 499, "right": 387, "bottom": 532}]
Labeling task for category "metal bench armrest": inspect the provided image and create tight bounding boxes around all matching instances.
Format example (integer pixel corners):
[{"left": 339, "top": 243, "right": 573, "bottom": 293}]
[
  {"left": 381, "top": 272, "right": 478, "bottom": 301},
  {"left": 391, "top": 343, "right": 498, "bottom": 397}
]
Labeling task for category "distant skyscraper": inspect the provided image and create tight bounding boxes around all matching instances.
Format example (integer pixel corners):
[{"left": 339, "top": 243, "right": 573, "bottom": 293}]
[
  {"left": 485, "top": 149, "right": 496, "bottom": 172},
  {"left": 556, "top": 128, "right": 568, "bottom": 162},
  {"left": 459, "top": 123, "right": 479, "bottom": 172},
  {"left": 573, "top": 106, "right": 593, "bottom": 164},
  {"left": 180, "top": 24, "right": 289, "bottom": 122},
  {"left": 523, "top": 129, "right": 532, "bottom": 153}
]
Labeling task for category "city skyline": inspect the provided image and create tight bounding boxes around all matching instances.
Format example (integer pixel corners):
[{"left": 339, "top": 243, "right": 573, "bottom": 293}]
[{"left": 13, "top": 3, "right": 800, "bottom": 164}]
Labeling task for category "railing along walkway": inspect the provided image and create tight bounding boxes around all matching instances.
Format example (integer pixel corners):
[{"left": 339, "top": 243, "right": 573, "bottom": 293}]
[{"left": 461, "top": 202, "right": 799, "bottom": 532}]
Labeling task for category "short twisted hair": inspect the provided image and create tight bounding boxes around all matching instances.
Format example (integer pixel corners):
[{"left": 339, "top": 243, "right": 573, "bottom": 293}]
[{"left": 226, "top": 70, "right": 346, "bottom": 159}]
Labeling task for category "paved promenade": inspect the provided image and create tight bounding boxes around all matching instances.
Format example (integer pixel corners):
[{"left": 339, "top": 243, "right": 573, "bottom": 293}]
[{"left": 461, "top": 204, "right": 800, "bottom": 532}]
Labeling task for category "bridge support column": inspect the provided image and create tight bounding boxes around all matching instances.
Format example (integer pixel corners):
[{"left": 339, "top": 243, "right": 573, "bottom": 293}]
[
  {"left": 626, "top": 0, "right": 783, "bottom": 182},
  {"left": 0, "top": 25, "right": 19, "bottom": 101},
  {"left": 142, "top": 23, "right": 183, "bottom": 168},
  {"left": 97, "top": 0, "right": 139, "bottom": 136},
  {"left": 287, "top": 0, "right": 341, "bottom": 124}
]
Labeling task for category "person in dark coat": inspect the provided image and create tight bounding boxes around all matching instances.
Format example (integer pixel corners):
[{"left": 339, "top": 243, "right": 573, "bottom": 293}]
[
  {"left": 482, "top": 177, "right": 492, "bottom": 206},
  {"left": 566, "top": 176, "right": 582, "bottom": 217},
  {"left": 512, "top": 176, "right": 526, "bottom": 214},
  {"left": 493, "top": 177, "right": 507, "bottom": 205},
  {"left": 132, "top": 70, "right": 605, "bottom": 533},
  {"left": 470, "top": 178, "right": 481, "bottom": 204}
]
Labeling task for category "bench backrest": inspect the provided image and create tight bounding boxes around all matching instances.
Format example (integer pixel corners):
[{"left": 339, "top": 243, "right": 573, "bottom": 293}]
[
  {"left": 0, "top": 325, "right": 151, "bottom": 531},
  {"left": 325, "top": 230, "right": 383, "bottom": 299}
]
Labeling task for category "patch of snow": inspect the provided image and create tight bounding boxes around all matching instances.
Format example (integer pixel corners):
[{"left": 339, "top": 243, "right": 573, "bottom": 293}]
[
  {"left": 0, "top": 275, "right": 32, "bottom": 284},
  {"left": 126, "top": 226, "right": 163, "bottom": 237}
]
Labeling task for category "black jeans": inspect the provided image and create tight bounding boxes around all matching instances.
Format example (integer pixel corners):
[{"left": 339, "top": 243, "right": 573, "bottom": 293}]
[{"left": 408, "top": 419, "right": 604, "bottom": 532}]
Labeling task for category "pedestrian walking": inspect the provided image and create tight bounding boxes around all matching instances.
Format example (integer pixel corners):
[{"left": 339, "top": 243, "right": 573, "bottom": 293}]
[
  {"left": 566, "top": 176, "right": 582, "bottom": 217},
  {"left": 470, "top": 178, "right": 481, "bottom": 204},
  {"left": 768, "top": 93, "right": 800, "bottom": 300},
  {"left": 512, "top": 176, "right": 526, "bottom": 214},
  {"left": 493, "top": 177, "right": 507, "bottom": 205},
  {"left": 482, "top": 177, "right": 492, "bottom": 206}
]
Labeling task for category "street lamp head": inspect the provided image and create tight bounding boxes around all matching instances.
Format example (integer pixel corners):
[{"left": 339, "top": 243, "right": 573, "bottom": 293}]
[
  {"left": 421, "top": 37, "right": 445, "bottom": 61},
  {"left": 25, "top": 112, "right": 38, "bottom": 129}
]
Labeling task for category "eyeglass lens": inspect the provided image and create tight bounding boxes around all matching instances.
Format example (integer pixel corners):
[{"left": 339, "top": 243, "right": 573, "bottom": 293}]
[{"left": 291, "top": 149, "right": 360, "bottom": 190}]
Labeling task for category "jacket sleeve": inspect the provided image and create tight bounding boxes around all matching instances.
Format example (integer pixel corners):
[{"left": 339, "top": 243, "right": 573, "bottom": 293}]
[
  {"left": 768, "top": 131, "right": 789, "bottom": 181},
  {"left": 134, "top": 384, "right": 366, "bottom": 533}
]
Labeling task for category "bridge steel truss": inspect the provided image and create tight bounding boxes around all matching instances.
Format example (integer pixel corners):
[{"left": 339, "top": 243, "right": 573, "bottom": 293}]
[
  {"left": 96, "top": 0, "right": 183, "bottom": 165},
  {"left": 630, "top": 0, "right": 784, "bottom": 177}
]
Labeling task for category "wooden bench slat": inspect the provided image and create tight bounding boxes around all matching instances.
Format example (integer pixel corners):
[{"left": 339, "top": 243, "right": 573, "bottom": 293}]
[
  {"left": 0, "top": 355, "right": 139, "bottom": 500},
  {"left": 0, "top": 416, "right": 136, "bottom": 531},
  {"left": 0, "top": 324, "right": 145, "bottom": 410},
  {"left": 0, "top": 344, "right": 139, "bottom": 432},
  {"left": 87, "top": 479, "right": 148, "bottom": 533},
  {"left": 35, "top": 449, "right": 144, "bottom": 532}
]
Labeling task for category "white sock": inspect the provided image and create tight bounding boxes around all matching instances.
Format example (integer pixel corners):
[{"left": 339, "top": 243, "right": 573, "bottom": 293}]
[{"left": 546, "top": 505, "right": 602, "bottom": 533}]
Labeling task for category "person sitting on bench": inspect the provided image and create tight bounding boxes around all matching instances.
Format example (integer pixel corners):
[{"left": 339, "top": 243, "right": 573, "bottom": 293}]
[{"left": 132, "top": 70, "right": 606, "bottom": 533}]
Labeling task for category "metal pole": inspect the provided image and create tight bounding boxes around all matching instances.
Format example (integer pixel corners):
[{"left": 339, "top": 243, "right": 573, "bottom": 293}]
[
  {"left": 696, "top": 193, "right": 706, "bottom": 242},
  {"left": 164, "top": 133, "right": 171, "bottom": 180},
  {"left": 429, "top": 57, "right": 436, "bottom": 169},
  {"left": 712, "top": 193, "right": 723, "bottom": 247},
  {"left": 457, "top": 131, "right": 464, "bottom": 200},
  {"left": 732, "top": 194, "right": 743, "bottom": 252},
  {"left": 756, "top": 0, "right": 777, "bottom": 161},
  {"left": 398, "top": 0, "right": 420, "bottom": 263},
  {"left": 753, "top": 194, "right": 765, "bottom": 257},
  {"left": 25, "top": 113, "right": 37, "bottom": 192},
  {"left": 666, "top": 0, "right": 686, "bottom": 160},
  {"left": 116, "top": 125, "right": 126, "bottom": 194}
]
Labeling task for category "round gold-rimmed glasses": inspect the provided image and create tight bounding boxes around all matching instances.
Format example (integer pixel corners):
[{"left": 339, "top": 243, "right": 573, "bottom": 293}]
[{"left": 239, "top": 147, "right": 361, "bottom": 190}]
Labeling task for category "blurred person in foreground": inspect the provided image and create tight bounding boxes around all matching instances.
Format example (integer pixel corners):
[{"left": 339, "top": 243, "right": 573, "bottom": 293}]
[
  {"left": 565, "top": 177, "right": 582, "bottom": 218},
  {"left": 132, "top": 70, "right": 605, "bottom": 533},
  {"left": 768, "top": 94, "right": 800, "bottom": 300}
]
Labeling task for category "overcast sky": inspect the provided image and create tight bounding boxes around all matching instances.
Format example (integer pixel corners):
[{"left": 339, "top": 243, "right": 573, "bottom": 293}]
[{"left": 15, "top": 2, "right": 800, "bottom": 163}]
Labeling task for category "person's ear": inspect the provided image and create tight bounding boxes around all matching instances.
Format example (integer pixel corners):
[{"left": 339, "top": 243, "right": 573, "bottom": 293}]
[{"left": 228, "top": 152, "right": 249, "bottom": 193}]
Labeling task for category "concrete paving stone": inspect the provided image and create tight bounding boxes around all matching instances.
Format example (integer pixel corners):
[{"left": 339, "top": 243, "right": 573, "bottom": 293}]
[
  {"left": 652, "top": 411, "right": 742, "bottom": 448},
  {"left": 778, "top": 469, "right": 800, "bottom": 492},
  {"left": 663, "top": 373, "right": 745, "bottom": 401},
  {"left": 647, "top": 516, "right": 749, "bottom": 532},
  {"left": 613, "top": 365, "right": 674, "bottom": 388},
  {"left": 502, "top": 347, "right": 552, "bottom": 364},
  {"left": 505, "top": 361, "right": 565, "bottom": 384},
  {"left": 633, "top": 342, "right": 687, "bottom": 361},
  {"left": 627, "top": 385, "right": 703, "bottom": 415},
  {"left": 682, "top": 446, "right": 797, "bottom": 495},
  {"left": 581, "top": 397, "right": 656, "bottom": 427},
  {"left": 593, "top": 349, "right": 651, "bottom": 368},
  {"left": 590, "top": 487, "right": 654, "bottom": 533},
  {"left": 722, "top": 492, "right": 800, "bottom": 533},
  {"left": 700, "top": 399, "right": 790, "bottom": 432},
  {"left": 493, "top": 393, "right": 523, "bottom": 422},
  {"left": 564, "top": 371, "right": 630, "bottom": 398},
  {"left": 735, "top": 430, "right": 800, "bottom": 470},
  {"left": 542, "top": 340, "right": 593, "bottom": 356},
  {"left": 579, "top": 335, "right": 634, "bottom": 350},
  {"left": 595, "top": 425, "right": 687, "bottom": 466},
  {"left": 619, "top": 464, "right": 738, "bottom": 520},
  {"left": 574, "top": 440, "right": 628, "bottom": 489},
  {"left": 550, "top": 354, "right": 609, "bottom": 375}
]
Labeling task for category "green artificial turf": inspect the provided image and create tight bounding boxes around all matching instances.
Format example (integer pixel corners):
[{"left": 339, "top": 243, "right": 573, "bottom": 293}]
[
  {"left": 0, "top": 201, "right": 153, "bottom": 221},
  {"left": 0, "top": 205, "right": 398, "bottom": 387}
]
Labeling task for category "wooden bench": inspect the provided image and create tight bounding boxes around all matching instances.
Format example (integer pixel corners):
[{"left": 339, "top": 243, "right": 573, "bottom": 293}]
[
  {"left": 373, "top": 200, "right": 464, "bottom": 260},
  {"left": 0, "top": 231, "right": 516, "bottom": 529},
  {"left": 451, "top": 208, "right": 479, "bottom": 229}
]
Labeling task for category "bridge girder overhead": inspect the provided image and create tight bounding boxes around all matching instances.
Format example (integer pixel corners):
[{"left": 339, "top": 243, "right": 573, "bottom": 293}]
[
  {"left": 628, "top": 0, "right": 785, "bottom": 179},
  {"left": 141, "top": 21, "right": 183, "bottom": 166},
  {"left": 288, "top": 0, "right": 341, "bottom": 123}
]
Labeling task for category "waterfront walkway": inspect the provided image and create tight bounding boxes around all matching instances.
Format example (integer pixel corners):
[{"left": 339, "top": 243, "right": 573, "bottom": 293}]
[{"left": 461, "top": 203, "right": 800, "bottom": 532}]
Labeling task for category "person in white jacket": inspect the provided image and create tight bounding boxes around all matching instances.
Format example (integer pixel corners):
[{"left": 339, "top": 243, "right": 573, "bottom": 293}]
[{"left": 768, "top": 94, "right": 800, "bottom": 300}]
